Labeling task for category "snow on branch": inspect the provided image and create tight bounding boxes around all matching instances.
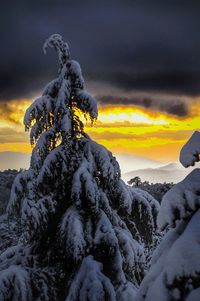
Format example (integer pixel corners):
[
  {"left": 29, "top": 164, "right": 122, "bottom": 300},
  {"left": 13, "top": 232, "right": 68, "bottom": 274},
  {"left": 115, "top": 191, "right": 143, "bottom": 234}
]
[
  {"left": 115, "top": 227, "right": 144, "bottom": 282},
  {"left": 21, "top": 195, "right": 56, "bottom": 241},
  {"left": 43, "top": 34, "right": 70, "bottom": 68},
  {"left": 180, "top": 131, "right": 200, "bottom": 168},
  {"left": 60, "top": 206, "right": 86, "bottom": 262},
  {"left": 24, "top": 96, "right": 54, "bottom": 131},
  {"left": 7, "top": 170, "right": 33, "bottom": 217},
  {"left": 94, "top": 210, "right": 118, "bottom": 248},
  {"left": 0, "top": 244, "right": 54, "bottom": 300},
  {"left": 137, "top": 209, "right": 200, "bottom": 301},
  {"left": 89, "top": 141, "right": 120, "bottom": 182},
  {"left": 0, "top": 244, "right": 32, "bottom": 271},
  {"left": 0, "top": 265, "right": 32, "bottom": 301},
  {"left": 75, "top": 90, "right": 98, "bottom": 120},
  {"left": 69, "top": 60, "right": 85, "bottom": 90},
  {"left": 71, "top": 158, "right": 100, "bottom": 211},
  {"left": 157, "top": 168, "right": 200, "bottom": 230},
  {"left": 65, "top": 255, "right": 116, "bottom": 301},
  {"left": 42, "top": 78, "right": 59, "bottom": 97},
  {"left": 37, "top": 145, "right": 69, "bottom": 185}
]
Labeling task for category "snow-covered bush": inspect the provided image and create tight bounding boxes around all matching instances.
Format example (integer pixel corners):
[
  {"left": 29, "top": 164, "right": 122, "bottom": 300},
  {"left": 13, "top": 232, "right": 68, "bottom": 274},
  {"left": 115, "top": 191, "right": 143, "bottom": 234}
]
[
  {"left": 136, "top": 131, "right": 200, "bottom": 301},
  {"left": 1, "top": 34, "right": 159, "bottom": 300}
]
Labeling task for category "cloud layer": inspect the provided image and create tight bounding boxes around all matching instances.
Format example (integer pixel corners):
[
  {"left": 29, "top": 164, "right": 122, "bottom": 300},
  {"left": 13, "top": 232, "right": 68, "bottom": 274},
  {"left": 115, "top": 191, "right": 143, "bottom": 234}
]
[
  {"left": 1, "top": 0, "right": 200, "bottom": 105},
  {"left": 97, "top": 95, "right": 189, "bottom": 117}
]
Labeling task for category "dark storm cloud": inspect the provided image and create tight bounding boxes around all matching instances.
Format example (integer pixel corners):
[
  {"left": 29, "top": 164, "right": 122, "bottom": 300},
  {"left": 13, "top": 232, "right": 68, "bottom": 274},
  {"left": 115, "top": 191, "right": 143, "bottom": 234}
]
[
  {"left": 1, "top": 0, "right": 200, "bottom": 104},
  {"left": 97, "top": 95, "right": 188, "bottom": 117}
]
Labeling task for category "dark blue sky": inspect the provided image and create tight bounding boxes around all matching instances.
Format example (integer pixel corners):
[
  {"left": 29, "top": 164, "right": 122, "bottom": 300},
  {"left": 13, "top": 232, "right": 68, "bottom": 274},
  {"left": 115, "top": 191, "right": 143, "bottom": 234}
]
[{"left": 1, "top": 0, "right": 200, "bottom": 116}]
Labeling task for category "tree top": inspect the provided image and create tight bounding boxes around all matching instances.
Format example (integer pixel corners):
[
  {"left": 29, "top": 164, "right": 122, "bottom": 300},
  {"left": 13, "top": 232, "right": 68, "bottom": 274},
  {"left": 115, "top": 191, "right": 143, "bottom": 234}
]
[{"left": 43, "top": 34, "right": 71, "bottom": 69}]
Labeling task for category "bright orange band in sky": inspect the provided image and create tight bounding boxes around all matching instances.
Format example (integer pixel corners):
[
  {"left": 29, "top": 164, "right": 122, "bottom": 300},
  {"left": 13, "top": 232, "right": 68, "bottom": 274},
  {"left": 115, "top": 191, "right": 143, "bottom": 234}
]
[{"left": 0, "top": 98, "right": 199, "bottom": 162}]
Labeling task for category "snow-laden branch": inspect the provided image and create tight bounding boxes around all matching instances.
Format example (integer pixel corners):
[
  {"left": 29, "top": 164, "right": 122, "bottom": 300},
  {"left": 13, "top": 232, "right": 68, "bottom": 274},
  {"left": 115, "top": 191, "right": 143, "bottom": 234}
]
[
  {"left": 43, "top": 34, "right": 70, "bottom": 68},
  {"left": 157, "top": 168, "right": 200, "bottom": 230},
  {"left": 180, "top": 131, "right": 200, "bottom": 168}
]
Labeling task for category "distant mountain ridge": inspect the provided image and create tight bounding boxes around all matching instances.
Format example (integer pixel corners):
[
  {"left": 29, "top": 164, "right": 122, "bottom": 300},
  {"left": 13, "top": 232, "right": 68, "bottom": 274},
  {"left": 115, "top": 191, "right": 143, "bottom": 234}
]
[
  {"left": 0, "top": 152, "right": 30, "bottom": 171},
  {"left": 122, "top": 162, "right": 198, "bottom": 184},
  {"left": 115, "top": 154, "right": 163, "bottom": 174}
]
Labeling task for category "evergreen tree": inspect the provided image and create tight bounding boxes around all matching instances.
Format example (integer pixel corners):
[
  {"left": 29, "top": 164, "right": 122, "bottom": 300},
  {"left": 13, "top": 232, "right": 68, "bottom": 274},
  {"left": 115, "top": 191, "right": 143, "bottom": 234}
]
[
  {"left": 136, "top": 131, "right": 200, "bottom": 301},
  {"left": 128, "top": 177, "right": 142, "bottom": 187},
  {"left": 0, "top": 34, "right": 159, "bottom": 301}
]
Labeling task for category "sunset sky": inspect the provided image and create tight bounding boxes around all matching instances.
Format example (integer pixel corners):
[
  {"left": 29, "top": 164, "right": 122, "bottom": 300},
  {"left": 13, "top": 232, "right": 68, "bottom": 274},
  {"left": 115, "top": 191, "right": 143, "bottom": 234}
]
[
  {"left": 0, "top": 95, "right": 200, "bottom": 163},
  {"left": 1, "top": 1, "right": 200, "bottom": 170}
]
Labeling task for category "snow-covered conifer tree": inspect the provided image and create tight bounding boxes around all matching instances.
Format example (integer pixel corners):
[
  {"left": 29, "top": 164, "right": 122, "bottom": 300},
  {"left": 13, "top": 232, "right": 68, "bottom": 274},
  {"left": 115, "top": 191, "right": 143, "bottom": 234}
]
[
  {"left": 0, "top": 34, "right": 159, "bottom": 301},
  {"left": 136, "top": 131, "right": 200, "bottom": 301}
]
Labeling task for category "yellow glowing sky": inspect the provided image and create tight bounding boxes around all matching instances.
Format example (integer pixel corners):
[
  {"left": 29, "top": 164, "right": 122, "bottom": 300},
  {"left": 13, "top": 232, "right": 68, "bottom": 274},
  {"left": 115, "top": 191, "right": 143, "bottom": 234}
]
[{"left": 0, "top": 98, "right": 200, "bottom": 162}]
